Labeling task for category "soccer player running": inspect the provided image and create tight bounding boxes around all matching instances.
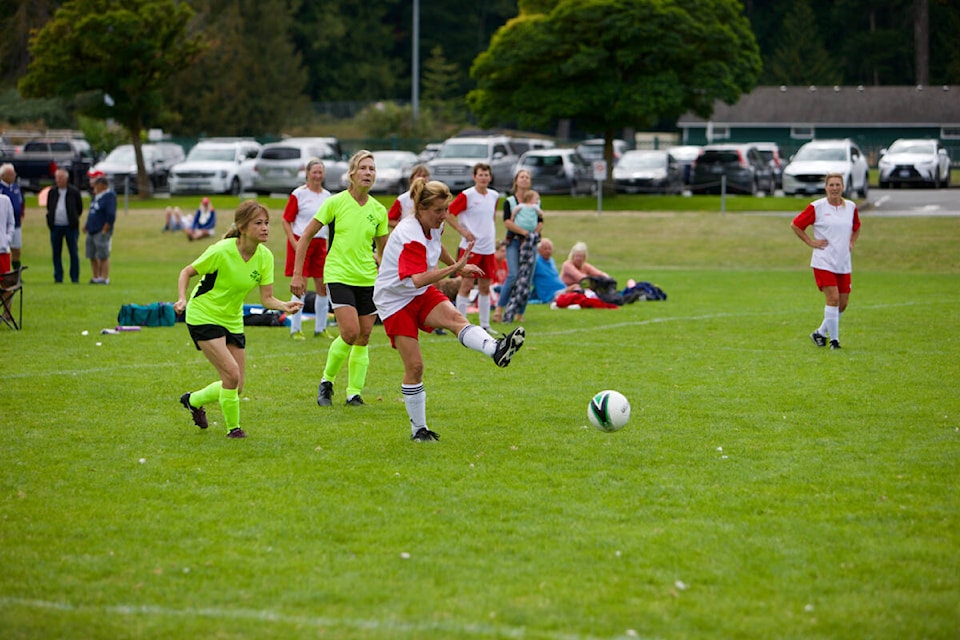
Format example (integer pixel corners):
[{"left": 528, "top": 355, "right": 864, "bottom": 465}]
[
  {"left": 291, "top": 150, "right": 389, "bottom": 407},
  {"left": 443, "top": 162, "right": 499, "bottom": 333},
  {"left": 374, "top": 178, "right": 525, "bottom": 442},
  {"left": 175, "top": 201, "right": 303, "bottom": 438},
  {"left": 791, "top": 172, "right": 861, "bottom": 350}
]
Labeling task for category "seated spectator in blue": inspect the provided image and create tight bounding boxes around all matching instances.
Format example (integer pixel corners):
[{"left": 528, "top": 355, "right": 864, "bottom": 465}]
[
  {"left": 185, "top": 197, "right": 216, "bottom": 241},
  {"left": 530, "top": 237, "right": 573, "bottom": 303}
]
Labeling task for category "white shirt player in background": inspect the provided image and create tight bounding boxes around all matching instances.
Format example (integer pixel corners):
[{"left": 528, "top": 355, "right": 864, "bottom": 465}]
[
  {"left": 443, "top": 162, "right": 500, "bottom": 332},
  {"left": 282, "top": 159, "right": 333, "bottom": 339},
  {"left": 374, "top": 178, "right": 526, "bottom": 442},
  {"left": 387, "top": 164, "right": 431, "bottom": 229},
  {"left": 791, "top": 172, "right": 862, "bottom": 349}
]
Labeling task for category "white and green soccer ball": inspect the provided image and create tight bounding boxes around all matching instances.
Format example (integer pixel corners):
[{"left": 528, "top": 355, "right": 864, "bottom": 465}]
[{"left": 587, "top": 390, "right": 631, "bottom": 432}]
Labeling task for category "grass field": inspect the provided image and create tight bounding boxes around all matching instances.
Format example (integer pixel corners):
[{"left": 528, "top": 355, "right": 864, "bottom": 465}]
[{"left": 2, "top": 194, "right": 958, "bottom": 639}]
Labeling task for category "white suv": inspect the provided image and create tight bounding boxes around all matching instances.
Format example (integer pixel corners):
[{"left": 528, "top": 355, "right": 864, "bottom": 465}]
[
  {"left": 169, "top": 138, "right": 261, "bottom": 195},
  {"left": 782, "top": 139, "right": 870, "bottom": 198},
  {"left": 427, "top": 135, "right": 519, "bottom": 191},
  {"left": 878, "top": 138, "right": 951, "bottom": 189}
]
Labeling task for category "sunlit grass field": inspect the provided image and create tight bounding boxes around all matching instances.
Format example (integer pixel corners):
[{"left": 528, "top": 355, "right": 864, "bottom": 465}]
[{"left": 1, "top": 194, "right": 958, "bottom": 639}]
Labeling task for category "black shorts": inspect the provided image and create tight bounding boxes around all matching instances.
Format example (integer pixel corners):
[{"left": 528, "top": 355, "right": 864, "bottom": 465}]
[
  {"left": 187, "top": 323, "right": 246, "bottom": 351},
  {"left": 326, "top": 282, "right": 377, "bottom": 316}
]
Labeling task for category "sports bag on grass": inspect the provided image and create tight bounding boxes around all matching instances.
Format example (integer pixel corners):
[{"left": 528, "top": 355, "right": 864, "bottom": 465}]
[{"left": 117, "top": 302, "right": 177, "bottom": 327}]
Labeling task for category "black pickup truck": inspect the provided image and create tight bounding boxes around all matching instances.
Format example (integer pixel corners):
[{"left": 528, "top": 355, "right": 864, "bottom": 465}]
[{"left": 11, "top": 138, "right": 95, "bottom": 192}]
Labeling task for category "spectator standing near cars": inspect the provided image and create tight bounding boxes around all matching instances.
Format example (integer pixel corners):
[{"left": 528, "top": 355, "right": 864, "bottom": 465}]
[
  {"left": 283, "top": 159, "right": 334, "bottom": 340},
  {"left": 443, "top": 162, "right": 499, "bottom": 332},
  {"left": 493, "top": 169, "right": 541, "bottom": 324},
  {"left": 84, "top": 176, "right": 116, "bottom": 284},
  {"left": 387, "top": 164, "right": 431, "bottom": 228},
  {"left": 291, "top": 150, "right": 389, "bottom": 408},
  {"left": 0, "top": 163, "right": 25, "bottom": 271},
  {"left": 45, "top": 168, "right": 83, "bottom": 283},
  {"left": 791, "top": 173, "right": 861, "bottom": 350}
]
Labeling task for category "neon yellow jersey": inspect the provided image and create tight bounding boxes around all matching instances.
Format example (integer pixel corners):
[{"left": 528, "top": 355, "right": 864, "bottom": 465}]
[
  {"left": 185, "top": 238, "right": 275, "bottom": 333},
  {"left": 314, "top": 190, "right": 388, "bottom": 286}
]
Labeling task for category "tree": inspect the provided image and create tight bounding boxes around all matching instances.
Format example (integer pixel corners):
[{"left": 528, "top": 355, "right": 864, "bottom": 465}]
[
  {"left": 467, "top": 0, "right": 761, "bottom": 182},
  {"left": 19, "top": 0, "right": 205, "bottom": 197},
  {"left": 766, "top": 0, "right": 841, "bottom": 86}
]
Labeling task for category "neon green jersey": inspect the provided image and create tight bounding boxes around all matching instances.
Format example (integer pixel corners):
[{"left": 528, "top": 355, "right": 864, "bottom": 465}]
[
  {"left": 314, "top": 190, "right": 388, "bottom": 286},
  {"left": 186, "top": 238, "right": 275, "bottom": 333}
]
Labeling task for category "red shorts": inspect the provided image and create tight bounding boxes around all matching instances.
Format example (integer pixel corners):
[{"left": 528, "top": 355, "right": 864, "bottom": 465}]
[
  {"left": 456, "top": 249, "right": 496, "bottom": 280},
  {"left": 0, "top": 253, "right": 9, "bottom": 273},
  {"left": 285, "top": 237, "right": 326, "bottom": 278},
  {"left": 813, "top": 268, "right": 851, "bottom": 293},
  {"left": 381, "top": 286, "right": 450, "bottom": 348}
]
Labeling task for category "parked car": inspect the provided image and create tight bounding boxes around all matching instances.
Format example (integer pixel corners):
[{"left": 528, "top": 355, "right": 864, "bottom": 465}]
[
  {"left": 613, "top": 150, "right": 684, "bottom": 194},
  {"left": 169, "top": 138, "right": 261, "bottom": 195},
  {"left": 782, "top": 139, "right": 869, "bottom": 198},
  {"left": 753, "top": 142, "right": 784, "bottom": 189},
  {"left": 12, "top": 138, "right": 94, "bottom": 192},
  {"left": 575, "top": 138, "right": 629, "bottom": 166},
  {"left": 878, "top": 138, "right": 951, "bottom": 189},
  {"left": 666, "top": 145, "right": 703, "bottom": 185},
  {"left": 252, "top": 137, "right": 347, "bottom": 195},
  {"left": 512, "top": 148, "right": 592, "bottom": 195},
  {"left": 339, "top": 150, "right": 419, "bottom": 193},
  {"left": 91, "top": 142, "right": 185, "bottom": 194},
  {"left": 690, "top": 143, "right": 775, "bottom": 195},
  {"left": 427, "top": 134, "right": 519, "bottom": 191}
]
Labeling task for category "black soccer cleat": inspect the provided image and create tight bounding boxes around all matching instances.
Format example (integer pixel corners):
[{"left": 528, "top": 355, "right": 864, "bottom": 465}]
[
  {"left": 317, "top": 380, "right": 334, "bottom": 407},
  {"left": 180, "top": 392, "right": 208, "bottom": 429},
  {"left": 810, "top": 331, "right": 827, "bottom": 347},
  {"left": 493, "top": 326, "right": 525, "bottom": 368},
  {"left": 829, "top": 339, "right": 842, "bottom": 350},
  {"left": 345, "top": 395, "right": 365, "bottom": 407},
  {"left": 227, "top": 427, "right": 247, "bottom": 438},
  {"left": 411, "top": 427, "right": 440, "bottom": 442}
]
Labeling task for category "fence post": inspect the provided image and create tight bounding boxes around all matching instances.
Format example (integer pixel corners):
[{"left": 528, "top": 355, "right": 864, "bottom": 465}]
[{"left": 720, "top": 175, "right": 726, "bottom": 215}]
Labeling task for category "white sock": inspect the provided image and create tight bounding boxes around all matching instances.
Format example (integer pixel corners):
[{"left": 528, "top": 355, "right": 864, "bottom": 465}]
[
  {"left": 315, "top": 295, "right": 328, "bottom": 333},
  {"left": 456, "top": 295, "right": 470, "bottom": 317},
  {"left": 290, "top": 294, "right": 303, "bottom": 333},
  {"left": 478, "top": 294, "right": 491, "bottom": 327},
  {"left": 458, "top": 324, "right": 496, "bottom": 357},
  {"left": 824, "top": 305, "right": 839, "bottom": 341},
  {"left": 403, "top": 383, "right": 427, "bottom": 433}
]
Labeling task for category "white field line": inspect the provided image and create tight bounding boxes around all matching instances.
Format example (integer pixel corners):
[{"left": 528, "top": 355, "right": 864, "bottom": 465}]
[
  {"left": 0, "top": 596, "right": 654, "bottom": 640},
  {"left": 2, "top": 299, "right": 940, "bottom": 381}
]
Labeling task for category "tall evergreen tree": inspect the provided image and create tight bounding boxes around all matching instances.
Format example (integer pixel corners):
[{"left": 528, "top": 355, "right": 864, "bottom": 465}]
[{"left": 766, "top": 0, "right": 841, "bottom": 85}]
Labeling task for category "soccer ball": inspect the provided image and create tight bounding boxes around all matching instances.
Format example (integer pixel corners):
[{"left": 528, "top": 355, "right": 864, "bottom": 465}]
[{"left": 587, "top": 390, "right": 631, "bottom": 432}]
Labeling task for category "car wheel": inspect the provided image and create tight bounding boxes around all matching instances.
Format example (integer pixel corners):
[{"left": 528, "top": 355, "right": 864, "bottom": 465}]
[
  {"left": 858, "top": 178, "right": 868, "bottom": 198},
  {"left": 879, "top": 180, "right": 888, "bottom": 189},
  {"left": 569, "top": 180, "right": 578, "bottom": 197},
  {"left": 229, "top": 177, "right": 241, "bottom": 195},
  {"left": 843, "top": 176, "right": 853, "bottom": 199}
]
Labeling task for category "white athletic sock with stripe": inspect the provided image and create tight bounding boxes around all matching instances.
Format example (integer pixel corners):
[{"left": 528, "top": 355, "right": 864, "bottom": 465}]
[
  {"left": 824, "top": 305, "right": 839, "bottom": 341},
  {"left": 314, "top": 295, "right": 328, "bottom": 333},
  {"left": 456, "top": 295, "right": 470, "bottom": 317},
  {"left": 478, "top": 294, "right": 491, "bottom": 327},
  {"left": 403, "top": 383, "right": 427, "bottom": 434},
  {"left": 290, "top": 294, "right": 303, "bottom": 333},
  {"left": 458, "top": 324, "right": 496, "bottom": 356}
]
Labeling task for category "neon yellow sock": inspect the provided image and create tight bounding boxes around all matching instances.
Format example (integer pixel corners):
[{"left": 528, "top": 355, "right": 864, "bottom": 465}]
[
  {"left": 191, "top": 380, "right": 222, "bottom": 406},
  {"left": 346, "top": 344, "right": 369, "bottom": 398},
  {"left": 323, "top": 336, "right": 352, "bottom": 382},
  {"left": 219, "top": 386, "right": 240, "bottom": 429}
]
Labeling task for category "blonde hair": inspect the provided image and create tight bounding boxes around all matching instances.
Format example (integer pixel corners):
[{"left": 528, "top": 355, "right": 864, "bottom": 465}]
[
  {"left": 305, "top": 157, "right": 325, "bottom": 173},
  {"left": 346, "top": 150, "right": 376, "bottom": 189},
  {"left": 567, "top": 241, "right": 588, "bottom": 262},
  {"left": 511, "top": 169, "right": 531, "bottom": 194},
  {"left": 824, "top": 172, "right": 845, "bottom": 185},
  {"left": 224, "top": 200, "right": 268, "bottom": 239},
  {"left": 409, "top": 164, "right": 430, "bottom": 182},
  {"left": 410, "top": 178, "right": 452, "bottom": 215}
]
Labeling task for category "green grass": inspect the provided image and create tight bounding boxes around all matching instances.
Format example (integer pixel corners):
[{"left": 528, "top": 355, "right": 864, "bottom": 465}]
[{"left": 2, "top": 198, "right": 958, "bottom": 639}]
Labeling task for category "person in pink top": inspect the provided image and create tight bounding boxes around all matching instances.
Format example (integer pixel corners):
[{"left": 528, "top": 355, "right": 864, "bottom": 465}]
[
  {"left": 791, "top": 172, "right": 861, "bottom": 350},
  {"left": 374, "top": 178, "right": 525, "bottom": 442},
  {"left": 443, "top": 162, "right": 499, "bottom": 332},
  {"left": 560, "top": 241, "right": 610, "bottom": 289}
]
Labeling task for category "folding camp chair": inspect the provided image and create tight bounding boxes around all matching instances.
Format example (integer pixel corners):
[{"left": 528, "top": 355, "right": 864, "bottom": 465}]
[{"left": 1, "top": 265, "right": 27, "bottom": 330}]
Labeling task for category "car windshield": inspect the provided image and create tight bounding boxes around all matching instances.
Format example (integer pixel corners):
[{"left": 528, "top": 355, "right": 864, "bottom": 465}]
[
  {"left": 888, "top": 140, "right": 935, "bottom": 155},
  {"left": 187, "top": 147, "right": 236, "bottom": 162},
  {"left": 794, "top": 146, "right": 847, "bottom": 162},
  {"left": 261, "top": 147, "right": 302, "bottom": 161},
  {"left": 105, "top": 146, "right": 156, "bottom": 163},
  {"left": 699, "top": 150, "right": 741, "bottom": 164},
  {"left": 522, "top": 154, "right": 564, "bottom": 168},
  {"left": 437, "top": 143, "right": 488, "bottom": 159},
  {"left": 374, "top": 153, "right": 412, "bottom": 169},
  {"left": 619, "top": 153, "right": 664, "bottom": 169}
]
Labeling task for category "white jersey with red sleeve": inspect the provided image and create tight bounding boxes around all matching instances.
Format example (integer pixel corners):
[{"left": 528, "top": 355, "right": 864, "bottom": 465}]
[
  {"left": 792, "top": 197, "right": 861, "bottom": 273},
  {"left": 374, "top": 216, "right": 445, "bottom": 320},
  {"left": 448, "top": 186, "right": 499, "bottom": 254},
  {"left": 283, "top": 185, "right": 330, "bottom": 239},
  {"left": 388, "top": 191, "right": 414, "bottom": 223}
]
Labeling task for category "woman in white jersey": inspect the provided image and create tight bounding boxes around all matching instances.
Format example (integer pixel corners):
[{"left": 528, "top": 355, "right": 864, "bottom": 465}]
[
  {"left": 791, "top": 172, "right": 861, "bottom": 350},
  {"left": 283, "top": 158, "right": 334, "bottom": 339},
  {"left": 386, "top": 164, "right": 430, "bottom": 229},
  {"left": 374, "top": 178, "right": 526, "bottom": 442}
]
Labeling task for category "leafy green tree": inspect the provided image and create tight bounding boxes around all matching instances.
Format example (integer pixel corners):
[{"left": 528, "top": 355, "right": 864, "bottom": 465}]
[
  {"left": 165, "top": 0, "right": 309, "bottom": 137},
  {"left": 422, "top": 45, "right": 465, "bottom": 121},
  {"left": 0, "top": 0, "right": 57, "bottom": 86},
  {"left": 766, "top": 0, "right": 841, "bottom": 85},
  {"left": 468, "top": 0, "right": 761, "bottom": 178},
  {"left": 19, "top": 0, "right": 205, "bottom": 196}
]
